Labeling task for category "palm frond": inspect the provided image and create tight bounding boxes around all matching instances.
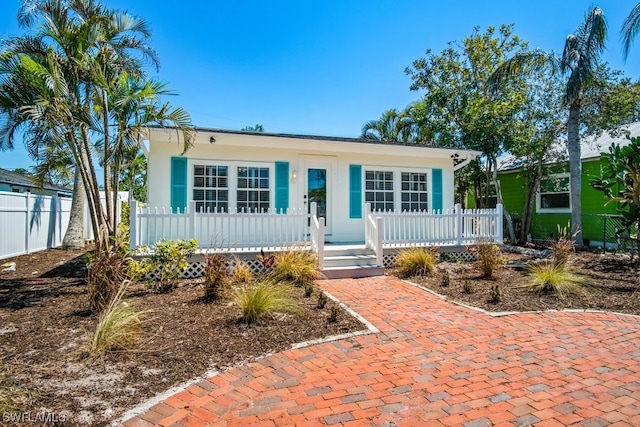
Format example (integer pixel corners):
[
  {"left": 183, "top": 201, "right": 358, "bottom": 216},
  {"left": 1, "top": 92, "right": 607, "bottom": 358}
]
[{"left": 622, "top": 3, "right": 640, "bottom": 60}]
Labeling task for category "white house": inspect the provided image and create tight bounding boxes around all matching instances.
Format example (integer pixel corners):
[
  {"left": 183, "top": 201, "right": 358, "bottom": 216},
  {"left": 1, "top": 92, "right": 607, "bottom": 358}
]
[{"left": 138, "top": 127, "right": 500, "bottom": 277}]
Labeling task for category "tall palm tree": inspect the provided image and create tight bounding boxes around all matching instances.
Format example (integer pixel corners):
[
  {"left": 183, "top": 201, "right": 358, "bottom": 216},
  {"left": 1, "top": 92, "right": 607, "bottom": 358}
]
[
  {"left": 361, "top": 109, "right": 418, "bottom": 143},
  {"left": 488, "top": 6, "right": 607, "bottom": 247},
  {"left": 622, "top": 3, "right": 640, "bottom": 60}
]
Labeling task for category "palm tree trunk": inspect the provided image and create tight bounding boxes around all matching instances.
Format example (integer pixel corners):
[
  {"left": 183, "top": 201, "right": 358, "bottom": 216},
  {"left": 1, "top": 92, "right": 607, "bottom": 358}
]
[
  {"left": 62, "top": 170, "right": 85, "bottom": 249},
  {"left": 567, "top": 102, "right": 584, "bottom": 247},
  {"left": 519, "top": 162, "right": 543, "bottom": 244}
]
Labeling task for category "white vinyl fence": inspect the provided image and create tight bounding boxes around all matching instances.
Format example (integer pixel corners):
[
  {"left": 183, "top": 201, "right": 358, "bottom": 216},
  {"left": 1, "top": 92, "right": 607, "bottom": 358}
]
[{"left": 0, "top": 192, "right": 73, "bottom": 260}]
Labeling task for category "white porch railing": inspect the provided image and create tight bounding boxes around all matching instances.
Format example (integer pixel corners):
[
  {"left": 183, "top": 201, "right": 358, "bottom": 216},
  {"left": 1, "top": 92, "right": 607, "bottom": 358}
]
[
  {"left": 364, "top": 203, "right": 384, "bottom": 266},
  {"left": 309, "top": 202, "right": 325, "bottom": 270},
  {"left": 366, "top": 203, "right": 503, "bottom": 248},
  {"left": 129, "top": 201, "right": 312, "bottom": 252}
]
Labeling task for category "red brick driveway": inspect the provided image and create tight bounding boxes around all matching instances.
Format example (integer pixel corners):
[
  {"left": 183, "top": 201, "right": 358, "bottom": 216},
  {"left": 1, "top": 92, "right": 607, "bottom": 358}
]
[{"left": 123, "top": 276, "right": 640, "bottom": 426}]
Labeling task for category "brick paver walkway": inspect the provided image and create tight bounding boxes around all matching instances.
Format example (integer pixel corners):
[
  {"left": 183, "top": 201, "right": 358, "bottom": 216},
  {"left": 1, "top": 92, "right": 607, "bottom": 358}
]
[{"left": 123, "top": 276, "right": 640, "bottom": 426}]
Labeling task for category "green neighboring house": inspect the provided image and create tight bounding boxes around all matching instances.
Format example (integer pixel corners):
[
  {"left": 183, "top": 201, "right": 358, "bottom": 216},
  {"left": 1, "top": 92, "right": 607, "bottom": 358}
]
[{"left": 496, "top": 122, "right": 640, "bottom": 248}]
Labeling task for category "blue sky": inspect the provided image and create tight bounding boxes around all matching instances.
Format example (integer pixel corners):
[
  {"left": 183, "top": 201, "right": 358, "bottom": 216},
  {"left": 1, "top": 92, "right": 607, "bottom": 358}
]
[{"left": 1, "top": 0, "right": 640, "bottom": 171}]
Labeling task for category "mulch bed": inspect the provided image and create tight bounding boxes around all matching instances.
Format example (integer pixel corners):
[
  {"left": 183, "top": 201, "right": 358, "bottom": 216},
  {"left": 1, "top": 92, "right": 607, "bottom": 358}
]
[
  {"left": 411, "top": 249, "right": 640, "bottom": 315},
  {"left": 0, "top": 248, "right": 364, "bottom": 426}
]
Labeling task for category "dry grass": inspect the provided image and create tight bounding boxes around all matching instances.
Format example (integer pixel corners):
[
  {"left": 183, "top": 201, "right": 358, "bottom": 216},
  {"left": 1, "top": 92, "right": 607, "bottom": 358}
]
[
  {"left": 232, "top": 280, "right": 302, "bottom": 324},
  {"left": 0, "top": 363, "right": 31, "bottom": 414},
  {"left": 202, "top": 252, "right": 229, "bottom": 301},
  {"left": 475, "top": 240, "right": 501, "bottom": 278},
  {"left": 395, "top": 247, "right": 437, "bottom": 278},
  {"left": 231, "top": 258, "right": 254, "bottom": 285},
  {"left": 85, "top": 285, "right": 147, "bottom": 357},
  {"left": 268, "top": 248, "right": 323, "bottom": 287},
  {"left": 524, "top": 261, "right": 584, "bottom": 298}
]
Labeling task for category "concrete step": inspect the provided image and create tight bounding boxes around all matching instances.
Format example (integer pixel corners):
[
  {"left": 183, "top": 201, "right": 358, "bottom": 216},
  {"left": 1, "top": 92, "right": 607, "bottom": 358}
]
[
  {"left": 323, "top": 246, "right": 373, "bottom": 257},
  {"left": 321, "top": 265, "right": 385, "bottom": 279},
  {"left": 323, "top": 254, "right": 378, "bottom": 268}
]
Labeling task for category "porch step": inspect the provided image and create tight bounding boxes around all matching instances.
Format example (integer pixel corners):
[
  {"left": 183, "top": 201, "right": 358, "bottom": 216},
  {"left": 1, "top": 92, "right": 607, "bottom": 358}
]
[{"left": 320, "top": 245, "right": 384, "bottom": 279}]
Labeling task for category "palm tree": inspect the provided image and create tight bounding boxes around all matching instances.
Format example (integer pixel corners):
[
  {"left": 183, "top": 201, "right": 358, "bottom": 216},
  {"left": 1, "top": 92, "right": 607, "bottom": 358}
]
[
  {"left": 361, "top": 109, "right": 418, "bottom": 142},
  {"left": 488, "top": 6, "right": 607, "bottom": 247},
  {"left": 622, "top": 4, "right": 640, "bottom": 60}
]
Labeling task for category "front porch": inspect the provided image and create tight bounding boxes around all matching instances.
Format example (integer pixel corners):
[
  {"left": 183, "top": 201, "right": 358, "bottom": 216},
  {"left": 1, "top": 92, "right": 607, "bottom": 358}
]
[{"left": 129, "top": 201, "right": 504, "bottom": 278}]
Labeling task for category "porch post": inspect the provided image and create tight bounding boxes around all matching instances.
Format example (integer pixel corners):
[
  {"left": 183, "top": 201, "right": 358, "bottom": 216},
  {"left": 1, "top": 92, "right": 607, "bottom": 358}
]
[
  {"left": 496, "top": 203, "right": 504, "bottom": 244},
  {"left": 455, "top": 203, "right": 463, "bottom": 246},
  {"left": 129, "top": 200, "right": 137, "bottom": 250},
  {"left": 375, "top": 216, "right": 383, "bottom": 266},
  {"left": 318, "top": 217, "right": 325, "bottom": 270},
  {"left": 364, "top": 203, "right": 371, "bottom": 248}
]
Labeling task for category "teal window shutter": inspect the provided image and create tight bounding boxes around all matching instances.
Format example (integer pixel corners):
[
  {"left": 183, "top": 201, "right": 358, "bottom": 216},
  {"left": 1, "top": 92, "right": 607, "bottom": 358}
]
[
  {"left": 349, "top": 164, "right": 362, "bottom": 218},
  {"left": 432, "top": 168, "right": 443, "bottom": 211},
  {"left": 275, "top": 161, "right": 289, "bottom": 213},
  {"left": 170, "top": 156, "right": 188, "bottom": 212}
]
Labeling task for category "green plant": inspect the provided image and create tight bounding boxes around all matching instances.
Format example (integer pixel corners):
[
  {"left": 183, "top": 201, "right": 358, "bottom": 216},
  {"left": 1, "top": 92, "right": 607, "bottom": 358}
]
[
  {"left": 463, "top": 281, "right": 475, "bottom": 294},
  {"left": 395, "top": 247, "right": 438, "bottom": 278},
  {"left": 86, "top": 236, "right": 131, "bottom": 313},
  {"left": 0, "top": 364, "right": 30, "bottom": 414},
  {"left": 552, "top": 224, "right": 575, "bottom": 268},
  {"left": 231, "top": 258, "right": 254, "bottom": 285},
  {"left": 524, "top": 261, "right": 583, "bottom": 297},
  {"left": 85, "top": 285, "right": 147, "bottom": 357},
  {"left": 441, "top": 271, "right": 450, "bottom": 287},
  {"left": 136, "top": 239, "right": 198, "bottom": 293},
  {"left": 202, "top": 252, "right": 229, "bottom": 301},
  {"left": 316, "top": 292, "right": 328, "bottom": 309},
  {"left": 488, "top": 284, "right": 502, "bottom": 303},
  {"left": 233, "top": 280, "right": 301, "bottom": 324},
  {"left": 268, "top": 248, "right": 322, "bottom": 287},
  {"left": 475, "top": 240, "right": 501, "bottom": 278},
  {"left": 328, "top": 305, "right": 338, "bottom": 323},
  {"left": 304, "top": 284, "right": 314, "bottom": 298}
]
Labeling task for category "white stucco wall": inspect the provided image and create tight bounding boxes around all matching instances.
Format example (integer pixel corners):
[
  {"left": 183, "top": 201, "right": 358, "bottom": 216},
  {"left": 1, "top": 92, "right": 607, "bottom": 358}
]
[{"left": 147, "top": 129, "right": 476, "bottom": 243}]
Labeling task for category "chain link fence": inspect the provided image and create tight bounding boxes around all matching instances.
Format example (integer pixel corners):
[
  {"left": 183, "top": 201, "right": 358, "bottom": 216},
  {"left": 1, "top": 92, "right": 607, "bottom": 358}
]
[{"left": 509, "top": 213, "right": 638, "bottom": 254}]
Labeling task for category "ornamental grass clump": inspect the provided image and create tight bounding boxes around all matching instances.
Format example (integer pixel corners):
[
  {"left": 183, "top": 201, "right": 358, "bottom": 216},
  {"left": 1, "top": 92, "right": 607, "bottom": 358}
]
[
  {"left": 233, "top": 280, "right": 302, "bottom": 324},
  {"left": 475, "top": 239, "right": 501, "bottom": 278},
  {"left": 86, "top": 285, "right": 147, "bottom": 358},
  {"left": 231, "top": 258, "right": 254, "bottom": 285},
  {"left": 551, "top": 225, "right": 575, "bottom": 268},
  {"left": 268, "top": 248, "right": 323, "bottom": 287},
  {"left": 86, "top": 236, "right": 131, "bottom": 314},
  {"left": 524, "top": 261, "right": 583, "bottom": 297},
  {"left": 0, "top": 364, "right": 30, "bottom": 414},
  {"left": 202, "top": 252, "right": 229, "bottom": 301},
  {"left": 395, "top": 247, "right": 438, "bottom": 278}
]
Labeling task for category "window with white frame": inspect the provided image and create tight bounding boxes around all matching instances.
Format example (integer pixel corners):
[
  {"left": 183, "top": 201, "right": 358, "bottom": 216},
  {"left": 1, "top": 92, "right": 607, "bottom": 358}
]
[
  {"left": 401, "top": 172, "right": 428, "bottom": 211},
  {"left": 193, "top": 165, "right": 228, "bottom": 212},
  {"left": 538, "top": 173, "right": 570, "bottom": 211},
  {"left": 365, "top": 170, "right": 394, "bottom": 211},
  {"left": 237, "top": 166, "right": 270, "bottom": 212}
]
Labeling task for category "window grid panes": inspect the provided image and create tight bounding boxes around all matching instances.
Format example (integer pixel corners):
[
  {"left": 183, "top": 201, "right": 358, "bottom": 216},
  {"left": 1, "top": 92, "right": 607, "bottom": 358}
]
[
  {"left": 540, "top": 176, "right": 570, "bottom": 209},
  {"left": 365, "top": 170, "right": 394, "bottom": 211},
  {"left": 401, "top": 172, "right": 428, "bottom": 211},
  {"left": 193, "top": 165, "right": 228, "bottom": 212},
  {"left": 237, "top": 167, "right": 270, "bottom": 212}
]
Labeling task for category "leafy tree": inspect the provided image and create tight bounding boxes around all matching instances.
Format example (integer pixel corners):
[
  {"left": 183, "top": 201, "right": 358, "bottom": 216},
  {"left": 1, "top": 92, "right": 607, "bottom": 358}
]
[
  {"left": 489, "top": 6, "right": 608, "bottom": 247},
  {"left": 591, "top": 136, "right": 640, "bottom": 258},
  {"left": 406, "top": 24, "right": 533, "bottom": 240},
  {"left": 0, "top": 0, "right": 194, "bottom": 252}
]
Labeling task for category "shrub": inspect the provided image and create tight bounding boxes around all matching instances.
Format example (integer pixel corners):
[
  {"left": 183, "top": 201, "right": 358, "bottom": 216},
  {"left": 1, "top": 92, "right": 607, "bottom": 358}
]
[
  {"left": 85, "top": 285, "right": 147, "bottom": 357},
  {"left": 316, "top": 291, "right": 328, "bottom": 309},
  {"left": 395, "top": 247, "right": 438, "bottom": 278},
  {"left": 233, "top": 280, "right": 301, "bottom": 324},
  {"left": 441, "top": 271, "right": 450, "bottom": 287},
  {"left": 524, "top": 261, "right": 583, "bottom": 297},
  {"left": 135, "top": 239, "right": 198, "bottom": 293},
  {"left": 231, "top": 258, "right": 254, "bottom": 285},
  {"left": 268, "top": 248, "right": 322, "bottom": 287},
  {"left": 202, "top": 252, "right": 229, "bottom": 301},
  {"left": 552, "top": 225, "right": 574, "bottom": 268},
  {"left": 488, "top": 284, "right": 502, "bottom": 303},
  {"left": 304, "top": 284, "right": 314, "bottom": 298},
  {"left": 0, "top": 365, "right": 30, "bottom": 414},
  {"left": 87, "top": 237, "right": 131, "bottom": 313},
  {"left": 475, "top": 240, "right": 501, "bottom": 278},
  {"left": 328, "top": 305, "right": 339, "bottom": 323},
  {"left": 463, "top": 281, "right": 475, "bottom": 294}
]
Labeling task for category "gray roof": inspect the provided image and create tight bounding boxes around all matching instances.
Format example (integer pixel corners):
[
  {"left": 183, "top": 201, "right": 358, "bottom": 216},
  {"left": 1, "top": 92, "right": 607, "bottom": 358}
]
[
  {"left": 498, "top": 122, "right": 640, "bottom": 172},
  {"left": 0, "top": 167, "right": 72, "bottom": 194}
]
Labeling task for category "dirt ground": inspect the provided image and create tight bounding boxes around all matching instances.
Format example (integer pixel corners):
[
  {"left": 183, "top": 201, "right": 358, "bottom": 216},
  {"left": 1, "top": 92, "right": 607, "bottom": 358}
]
[
  {"left": 413, "top": 247, "right": 640, "bottom": 315},
  {"left": 0, "top": 248, "right": 364, "bottom": 426}
]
